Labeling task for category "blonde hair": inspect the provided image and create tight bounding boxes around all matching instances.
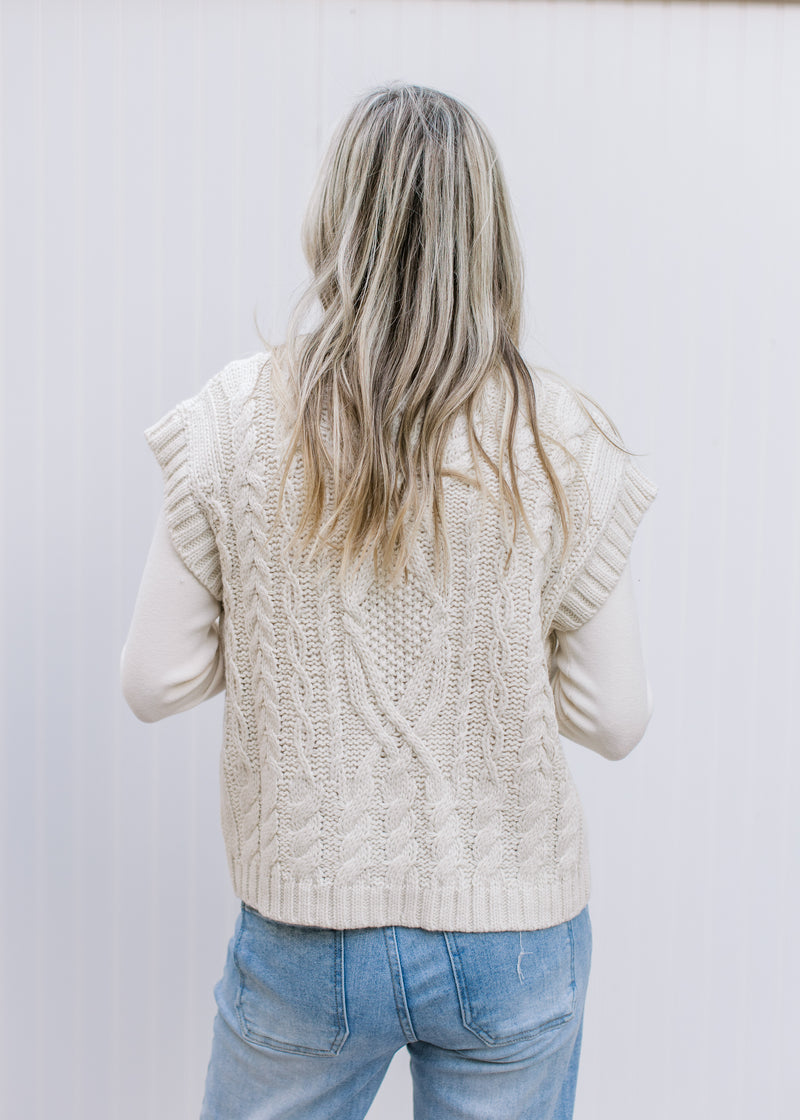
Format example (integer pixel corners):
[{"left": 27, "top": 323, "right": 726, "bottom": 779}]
[{"left": 266, "top": 82, "right": 627, "bottom": 587}]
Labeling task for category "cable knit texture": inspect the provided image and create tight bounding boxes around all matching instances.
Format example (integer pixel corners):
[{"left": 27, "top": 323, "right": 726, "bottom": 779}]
[{"left": 144, "top": 351, "right": 657, "bottom": 931}]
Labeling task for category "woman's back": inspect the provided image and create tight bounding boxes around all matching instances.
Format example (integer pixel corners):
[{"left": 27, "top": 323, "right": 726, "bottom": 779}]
[{"left": 137, "top": 346, "right": 655, "bottom": 933}]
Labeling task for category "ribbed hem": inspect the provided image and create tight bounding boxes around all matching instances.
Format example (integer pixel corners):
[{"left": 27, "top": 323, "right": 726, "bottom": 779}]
[
  {"left": 144, "top": 407, "right": 223, "bottom": 601},
  {"left": 553, "top": 460, "right": 658, "bottom": 631},
  {"left": 231, "top": 860, "right": 592, "bottom": 932}
]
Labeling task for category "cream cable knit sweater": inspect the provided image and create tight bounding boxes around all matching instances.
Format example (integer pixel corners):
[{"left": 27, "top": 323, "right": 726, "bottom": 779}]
[
  {"left": 121, "top": 351, "right": 657, "bottom": 932},
  {"left": 121, "top": 513, "right": 652, "bottom": 757}
]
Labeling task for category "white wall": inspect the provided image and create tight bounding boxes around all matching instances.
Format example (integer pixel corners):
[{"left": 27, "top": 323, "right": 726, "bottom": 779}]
[{"left": 2, "top": 1, "right": 798, "bottom": 1117}]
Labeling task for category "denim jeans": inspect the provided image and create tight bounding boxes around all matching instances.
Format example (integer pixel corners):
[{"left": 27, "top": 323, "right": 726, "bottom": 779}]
[{"left": 199, "top": 900, "right": 592, "bottom": 1119}]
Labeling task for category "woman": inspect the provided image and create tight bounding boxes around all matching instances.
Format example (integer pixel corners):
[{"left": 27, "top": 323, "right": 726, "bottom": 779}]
[{"left": 121, "top": 83, "right": 657, "bottom": 1120}]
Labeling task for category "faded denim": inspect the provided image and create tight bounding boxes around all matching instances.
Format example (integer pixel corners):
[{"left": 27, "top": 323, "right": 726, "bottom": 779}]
[{"left": 200, "top": 901, "right": 592, "bottom": 1119}]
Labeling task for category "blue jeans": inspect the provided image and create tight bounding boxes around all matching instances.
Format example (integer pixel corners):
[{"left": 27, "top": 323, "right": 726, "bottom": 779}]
[{"left": 200, "top": 901, "right": 592, "bottom": 1119}]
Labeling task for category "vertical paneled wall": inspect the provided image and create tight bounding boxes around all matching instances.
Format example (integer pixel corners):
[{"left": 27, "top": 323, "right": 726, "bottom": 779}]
[{"left": 1, "top": 2, "right": 798, "bottom": 1118}]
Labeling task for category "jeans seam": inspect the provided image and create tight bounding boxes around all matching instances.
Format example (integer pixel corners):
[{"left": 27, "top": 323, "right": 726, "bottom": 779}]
[{"left": 382, "top": 926, "right": 418, "bottom": 1043}]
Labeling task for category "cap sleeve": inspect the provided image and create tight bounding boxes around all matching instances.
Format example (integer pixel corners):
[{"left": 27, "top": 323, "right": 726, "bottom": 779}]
[
  {"left": 144, "top": 401, "right": 223, "bottom": 602},
  {"left": 541, "top": 383, "right": 658, "bottom": 633}
]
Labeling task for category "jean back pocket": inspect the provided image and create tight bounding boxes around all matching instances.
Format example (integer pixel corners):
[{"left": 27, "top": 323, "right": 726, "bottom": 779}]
[
  {"left": 444, "top": 907, "right": 590, "bottom": 1046},
  {"left": 233, "top": 903, "right": 350, "bottom": 1056}
]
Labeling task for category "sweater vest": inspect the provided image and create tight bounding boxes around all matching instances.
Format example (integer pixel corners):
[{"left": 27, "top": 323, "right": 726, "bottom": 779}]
[{"left": 144, "top": 351, "right": 657, "bottom": 931}]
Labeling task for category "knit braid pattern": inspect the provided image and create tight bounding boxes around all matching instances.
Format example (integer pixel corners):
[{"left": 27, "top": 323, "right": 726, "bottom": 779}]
[{"left": 145, "top": 352, "right": 656, "bottom": 931}]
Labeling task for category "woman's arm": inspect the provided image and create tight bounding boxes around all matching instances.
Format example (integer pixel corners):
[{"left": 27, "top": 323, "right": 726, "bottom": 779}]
[
  {"left": 120, "top": 506, "right": 225, "bottom": 723},
  {"left": 549, "top": 561, "right": 654, "bottom": 761}
]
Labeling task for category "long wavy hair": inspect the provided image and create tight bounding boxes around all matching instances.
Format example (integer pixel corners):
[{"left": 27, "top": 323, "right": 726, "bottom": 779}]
[{"left": 266, "top": 82, "right": 627, "bottom": 587}]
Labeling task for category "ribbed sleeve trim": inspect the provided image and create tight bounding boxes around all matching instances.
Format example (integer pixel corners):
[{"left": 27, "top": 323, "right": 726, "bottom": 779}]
[
  {"left": 552, "top": 459, "right": 658, "bottom": 631},
  {"left": 144, "top": 406, "right": 223, "bottom": 602}
]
